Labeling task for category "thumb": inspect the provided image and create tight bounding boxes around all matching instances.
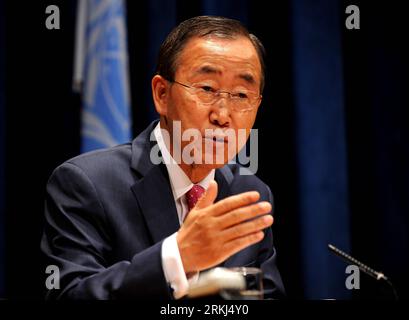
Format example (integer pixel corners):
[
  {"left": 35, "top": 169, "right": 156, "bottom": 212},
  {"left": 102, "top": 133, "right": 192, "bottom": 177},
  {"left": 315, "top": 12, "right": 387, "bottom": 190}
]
[{"left": 195, "top": 180, "right": 218, "bottom": 209}]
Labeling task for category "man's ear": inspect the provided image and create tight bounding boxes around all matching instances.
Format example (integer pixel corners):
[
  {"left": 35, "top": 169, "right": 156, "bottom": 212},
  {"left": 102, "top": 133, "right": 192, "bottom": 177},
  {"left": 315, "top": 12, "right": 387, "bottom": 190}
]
[{"left": 152, "top": 75, "right": 169, "bottom": 116}]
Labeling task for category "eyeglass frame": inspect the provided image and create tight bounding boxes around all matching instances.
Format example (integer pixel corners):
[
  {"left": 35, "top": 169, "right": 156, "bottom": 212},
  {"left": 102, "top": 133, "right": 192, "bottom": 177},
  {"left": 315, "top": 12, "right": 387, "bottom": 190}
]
[{"left": 167, "top": 79, "right": 262, "bottom": 112}]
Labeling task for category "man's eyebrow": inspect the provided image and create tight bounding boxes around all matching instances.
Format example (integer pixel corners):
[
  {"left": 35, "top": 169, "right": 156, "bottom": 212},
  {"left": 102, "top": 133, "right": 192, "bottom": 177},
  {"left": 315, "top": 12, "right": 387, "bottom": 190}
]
[
  {"left": 238, "top": 73, "right": 256, "bottom": 84},
  {"left": 194, "top": 66, "right": 256, "bottom": 84}
]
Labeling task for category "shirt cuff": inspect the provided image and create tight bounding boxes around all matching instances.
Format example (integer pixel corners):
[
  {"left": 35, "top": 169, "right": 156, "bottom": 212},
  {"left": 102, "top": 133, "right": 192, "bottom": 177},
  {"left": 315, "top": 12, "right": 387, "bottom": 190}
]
[{"left": 161, "top": 232, "right": 189, "bottom": 299}]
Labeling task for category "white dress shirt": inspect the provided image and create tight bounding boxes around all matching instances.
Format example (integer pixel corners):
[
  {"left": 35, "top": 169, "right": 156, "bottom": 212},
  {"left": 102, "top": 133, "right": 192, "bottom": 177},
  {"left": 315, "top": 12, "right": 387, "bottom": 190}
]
[{"left": 153, "top": 122, "right": 215, "bottom": 299}]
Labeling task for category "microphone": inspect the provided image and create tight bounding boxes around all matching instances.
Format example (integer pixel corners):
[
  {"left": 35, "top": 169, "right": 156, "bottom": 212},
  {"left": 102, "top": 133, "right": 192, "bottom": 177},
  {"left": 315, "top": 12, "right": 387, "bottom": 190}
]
[{"left": 328, "top": 244, "right": 398, "bottom": 299}]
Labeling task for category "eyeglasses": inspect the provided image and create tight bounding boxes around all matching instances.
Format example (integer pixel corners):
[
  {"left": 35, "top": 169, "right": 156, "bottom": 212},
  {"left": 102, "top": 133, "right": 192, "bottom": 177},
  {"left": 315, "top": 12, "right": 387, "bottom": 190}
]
[{"left": 169, "top": 80, "right": 262, "bottom": 112}]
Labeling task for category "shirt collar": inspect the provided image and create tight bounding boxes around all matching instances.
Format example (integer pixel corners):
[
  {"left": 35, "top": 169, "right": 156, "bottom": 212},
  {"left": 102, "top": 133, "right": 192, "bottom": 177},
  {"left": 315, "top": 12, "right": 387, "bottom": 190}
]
[{"left": 153, "top": 122, "right": 215, "bottom": 200}]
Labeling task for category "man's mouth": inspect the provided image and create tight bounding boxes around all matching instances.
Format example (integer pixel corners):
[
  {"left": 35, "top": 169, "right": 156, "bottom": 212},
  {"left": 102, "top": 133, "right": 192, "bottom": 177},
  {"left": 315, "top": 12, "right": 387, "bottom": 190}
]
[{"left": 204, "top": 136, "right": 228, "bottom": 144}]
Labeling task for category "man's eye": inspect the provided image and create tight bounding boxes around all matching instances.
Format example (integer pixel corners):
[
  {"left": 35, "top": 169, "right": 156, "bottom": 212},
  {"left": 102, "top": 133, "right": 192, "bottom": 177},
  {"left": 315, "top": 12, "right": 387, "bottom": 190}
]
[
  {"left": 236, "top": 92, "right": 249, "bottom": 99},
  {"left": 200, "top": 86, "right": 215, "bottom": 92}
]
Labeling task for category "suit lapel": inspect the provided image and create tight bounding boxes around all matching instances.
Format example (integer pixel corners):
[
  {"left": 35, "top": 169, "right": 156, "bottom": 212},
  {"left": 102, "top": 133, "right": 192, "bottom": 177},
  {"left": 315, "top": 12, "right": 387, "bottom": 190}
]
[
  {"left": 131, "top": 163, "right": 180, "bottom": 244},
  {"left": 132, "top": 161, "right": 234, "bottom": 245},
  {"left": 129, "top": 121, "right": 180, "bottom": 243},
  {"left": 214, "top": 165, "right": 257, "bottom": 268},
  {"left": 215, "top": 166, "right": 233, "bottom": 202},
  {"left": 214, "top": 166, "right": 238, "bottom": 267}
]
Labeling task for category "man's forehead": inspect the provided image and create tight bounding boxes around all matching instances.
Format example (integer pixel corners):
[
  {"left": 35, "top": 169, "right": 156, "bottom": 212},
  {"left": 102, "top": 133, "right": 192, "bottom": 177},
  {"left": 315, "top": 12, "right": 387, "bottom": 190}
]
[
  {"left": 177, "top": 37, "right": 261, "bottom": 81},
  {"left": 181, "top": 36, "right": 258, "bottom": 59}
]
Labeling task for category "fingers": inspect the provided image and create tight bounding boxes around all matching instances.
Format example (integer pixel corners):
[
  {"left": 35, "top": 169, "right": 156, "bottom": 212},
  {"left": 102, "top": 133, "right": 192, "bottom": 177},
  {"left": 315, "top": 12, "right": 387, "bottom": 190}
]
[
  {"left": 178, "top": 184, "right": 274, "bottom": 273},
  {"left": 195, "top": 180, "right": 218, "bottom": 209},
  {"left": 210, "top": 191, "right": 260, "bottom": 216},
  {"left": 222, "top": 231, "right": 266, "bottom": 258},
  {"left": 216, "top": 201, "right": 272, "bottom": 230},
  {"left": 221, "top": 214, "right": 273, "bottom": 242}
]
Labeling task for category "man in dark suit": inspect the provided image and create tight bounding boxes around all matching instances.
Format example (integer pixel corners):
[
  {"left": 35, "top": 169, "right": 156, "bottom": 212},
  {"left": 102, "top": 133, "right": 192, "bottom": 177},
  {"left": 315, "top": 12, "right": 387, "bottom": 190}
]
[{"left": 41, "top": 16, "right": 285, "bottom": 299}]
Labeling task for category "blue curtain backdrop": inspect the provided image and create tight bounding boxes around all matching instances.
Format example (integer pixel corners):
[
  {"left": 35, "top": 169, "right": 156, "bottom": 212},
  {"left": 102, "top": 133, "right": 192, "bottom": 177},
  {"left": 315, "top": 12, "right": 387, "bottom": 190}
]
[
  {"left": 291, "top": 0, "right": 350, "bottom": 299},
  {"left": 343, "top": 2, "right": 409, "bottom": 298},
  {"left": 202, "top": 0, "right": 248, "bottom": 24},
  {"left": 145, "top": 0, "right": 177, "bottom": 121},
  {"left": 2, "top": 0, "right": 408, "bottom": 299}
]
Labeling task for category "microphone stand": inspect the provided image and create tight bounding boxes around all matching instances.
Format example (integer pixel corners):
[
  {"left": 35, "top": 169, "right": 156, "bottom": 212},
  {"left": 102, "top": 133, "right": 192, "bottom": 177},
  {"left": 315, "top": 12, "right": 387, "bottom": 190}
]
[{"left": 328, "top": 244, "right": 399, "bottom": 300}]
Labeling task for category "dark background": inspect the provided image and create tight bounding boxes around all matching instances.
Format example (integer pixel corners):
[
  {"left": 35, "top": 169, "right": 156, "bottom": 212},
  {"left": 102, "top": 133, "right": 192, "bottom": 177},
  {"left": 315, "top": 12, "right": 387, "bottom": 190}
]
[{"left": 0, "top": 0, "right": 408, "bottom": 300}]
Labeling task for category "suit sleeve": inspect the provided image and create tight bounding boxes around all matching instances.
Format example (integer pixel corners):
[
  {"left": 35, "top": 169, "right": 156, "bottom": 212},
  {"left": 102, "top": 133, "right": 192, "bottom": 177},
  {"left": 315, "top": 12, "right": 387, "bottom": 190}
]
[
  {"left": 41, "top": 162, "right": 173, "bottom": 300},
  {"left": 257, "top": 185, "right": 286, "bottom": 299}
]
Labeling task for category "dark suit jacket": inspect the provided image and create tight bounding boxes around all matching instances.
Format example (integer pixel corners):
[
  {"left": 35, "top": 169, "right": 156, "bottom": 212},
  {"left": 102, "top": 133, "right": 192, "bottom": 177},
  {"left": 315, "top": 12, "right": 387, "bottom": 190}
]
[{"left": 41, "top": 121, "right": 285, "bottom": 299}]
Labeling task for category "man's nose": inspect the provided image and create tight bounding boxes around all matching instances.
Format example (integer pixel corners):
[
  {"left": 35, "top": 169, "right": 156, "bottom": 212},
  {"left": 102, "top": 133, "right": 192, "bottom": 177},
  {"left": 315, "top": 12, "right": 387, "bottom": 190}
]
[{"left": 209, "top": 97, "right": 231, "bottom": 127}]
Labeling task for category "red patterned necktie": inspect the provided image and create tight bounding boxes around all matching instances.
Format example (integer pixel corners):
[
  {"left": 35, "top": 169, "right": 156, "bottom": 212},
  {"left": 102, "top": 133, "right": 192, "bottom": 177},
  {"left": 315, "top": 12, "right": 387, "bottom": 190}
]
[{"left": 186, "top": 184, "right": 205, "bottom": 211}]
